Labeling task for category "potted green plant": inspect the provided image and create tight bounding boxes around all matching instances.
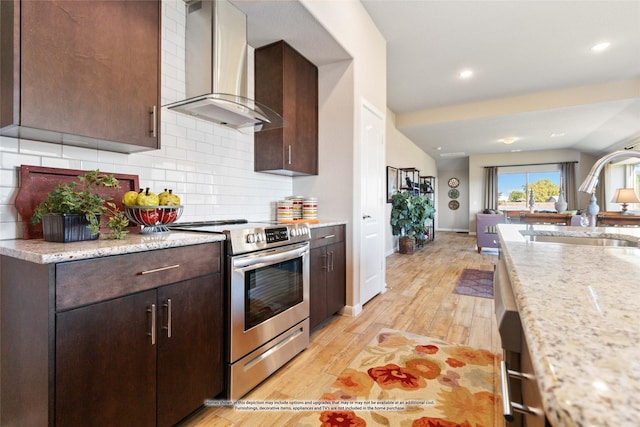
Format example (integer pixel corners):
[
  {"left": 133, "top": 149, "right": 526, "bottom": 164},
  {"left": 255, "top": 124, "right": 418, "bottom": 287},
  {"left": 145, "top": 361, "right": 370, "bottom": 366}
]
[
  {"left": 31, "top": 170, "right": 129, "bottom": 242},
  {"left": 390, "top": 192, "right": 435, "bottom": 254}
]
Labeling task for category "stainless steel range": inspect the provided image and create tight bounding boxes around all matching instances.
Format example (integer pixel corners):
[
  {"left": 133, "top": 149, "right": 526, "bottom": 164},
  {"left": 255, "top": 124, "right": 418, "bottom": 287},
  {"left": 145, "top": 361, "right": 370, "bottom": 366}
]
[{"left": 170, "top": 220, "right": 311, "bottom": 400}]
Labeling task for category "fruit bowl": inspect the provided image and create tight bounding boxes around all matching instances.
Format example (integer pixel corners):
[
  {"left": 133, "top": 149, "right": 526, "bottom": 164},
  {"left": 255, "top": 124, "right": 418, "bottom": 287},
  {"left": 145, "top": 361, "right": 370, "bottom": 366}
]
[{"left": 124, "top": 206, "right": 183, "bottom": 234}]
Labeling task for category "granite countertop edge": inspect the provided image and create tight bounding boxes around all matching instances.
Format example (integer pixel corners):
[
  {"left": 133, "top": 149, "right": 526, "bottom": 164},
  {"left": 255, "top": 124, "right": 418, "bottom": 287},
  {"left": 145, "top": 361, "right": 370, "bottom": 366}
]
[
  {"left": 0, "top": 220, "right": 348, "bottom": 264},
  {"left": 0, "top": 232, "right": 226, "bottom": 264},
  {"left": 497, "top": 224, "right": 640, "bottom": 427},
  {"left": 308, "top": 219, "right": 348, "bottom": 228}
]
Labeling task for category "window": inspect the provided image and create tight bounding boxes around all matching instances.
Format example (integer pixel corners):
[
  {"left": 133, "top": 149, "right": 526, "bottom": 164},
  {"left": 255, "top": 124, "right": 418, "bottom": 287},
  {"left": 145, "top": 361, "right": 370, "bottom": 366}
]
[{"left": 498, "top": 165, "right": 561, "bottom": 211}]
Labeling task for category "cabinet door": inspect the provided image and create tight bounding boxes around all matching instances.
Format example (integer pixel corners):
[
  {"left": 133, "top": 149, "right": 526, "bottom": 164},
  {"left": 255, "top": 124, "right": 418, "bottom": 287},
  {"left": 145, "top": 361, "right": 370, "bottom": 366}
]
[
  {"left": 55, "top": 290, "right": 157, "bottom": 427},
  {"left": 254, "top": 40, "right": 318, "bottom": 175},
  {"left": 20, "top": 0, "right": 160, "bottom": 149},
  {"left": 285, "top": 43, "right": 318, "bottom": 174},
  {"left": 157, "top": 274, "right": 223, "bottom": 427},
  {"left": 309, "top": 247, "right": 328, "bottom": 329},
  {"left": 326, "top": 242, "right": 346, "bottom": 316}
]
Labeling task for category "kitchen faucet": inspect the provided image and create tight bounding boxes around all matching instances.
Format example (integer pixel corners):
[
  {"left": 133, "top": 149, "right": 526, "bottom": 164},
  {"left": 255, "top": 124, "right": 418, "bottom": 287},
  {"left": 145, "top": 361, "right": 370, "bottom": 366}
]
[{"left": 578, "top": 149, "right": 640, "bottom": 225}]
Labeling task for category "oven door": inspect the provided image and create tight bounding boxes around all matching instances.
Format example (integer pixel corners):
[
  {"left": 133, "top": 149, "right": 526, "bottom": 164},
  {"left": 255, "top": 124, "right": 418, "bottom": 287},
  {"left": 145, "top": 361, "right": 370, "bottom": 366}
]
[{"left": 229, "top": 241, "right": 309, "bottom": 363}]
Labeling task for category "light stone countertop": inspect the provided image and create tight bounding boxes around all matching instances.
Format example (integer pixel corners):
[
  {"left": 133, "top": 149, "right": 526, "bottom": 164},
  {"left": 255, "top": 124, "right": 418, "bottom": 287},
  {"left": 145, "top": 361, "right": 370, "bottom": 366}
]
[
  {"left": 0, "top": 220, "right": 347, "bottom": 264},
  {"left": 308, "top": 219, "right": 348, "bottom": 229},
  {"left": 0, "top": 232, "right": 226, "bottom": 264},
  {"left": 497, "top": 223, "right": 640, "bottom": 427}
]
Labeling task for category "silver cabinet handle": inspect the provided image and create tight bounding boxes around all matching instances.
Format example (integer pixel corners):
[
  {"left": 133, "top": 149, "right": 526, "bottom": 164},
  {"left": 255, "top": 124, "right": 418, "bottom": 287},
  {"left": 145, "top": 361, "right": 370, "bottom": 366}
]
[
  {"left": 150, "top": 105, "right": 157, "bottom": 138},
  {"left": 322, "top": 234, "right": 335, "bottom": 239},
  {"left": 288, "top": 145, "right": 292, "bottom": 165},
  {"left": 500, "top": 361, "right": 544, "bottom": 420},
  {"left": 140, "top": 264, "right": 180, "bottom": 275},
  {"left": 329, "top": 250, "right": 334, "bottom": 271},
  {"left": 148, "top": 303, "right": 157, "bottom": 345},
  {"left": 322, "top": 252, "right": 329, "bottom": 270},
  {"left": 163, "top": 299, "right": 172, "bottom": 338}
]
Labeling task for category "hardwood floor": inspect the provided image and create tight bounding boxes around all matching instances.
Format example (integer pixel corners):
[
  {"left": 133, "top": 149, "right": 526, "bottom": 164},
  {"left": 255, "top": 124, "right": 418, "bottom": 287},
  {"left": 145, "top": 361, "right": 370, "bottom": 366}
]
[{"left": 180, "top": 231, "right": 503, "bottom": 426}]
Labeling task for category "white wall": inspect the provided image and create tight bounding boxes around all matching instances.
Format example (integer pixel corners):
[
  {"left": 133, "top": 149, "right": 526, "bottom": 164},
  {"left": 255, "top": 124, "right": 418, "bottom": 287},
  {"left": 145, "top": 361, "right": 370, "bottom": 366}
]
[
  {"left": 468, "top": 149, "right": 598, "bottom": 232},
  {"left": 438, "top": 167, "right": 470, "bottom": 232},
  {"left": 0, "top": 1, "right": 293, "bottom": 241},
  {"left": 296, "top": 0, "right": 387, "bottom": 314},
  {"left": 384, "top": 110, "right": 437, "bottom": 255}
]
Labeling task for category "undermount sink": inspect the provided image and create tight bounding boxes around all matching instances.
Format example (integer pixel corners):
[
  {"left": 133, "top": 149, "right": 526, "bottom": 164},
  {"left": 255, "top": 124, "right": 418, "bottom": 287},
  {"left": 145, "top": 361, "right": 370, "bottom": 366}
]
[{"left": 525, "top": 234, "right": 638, "bottom": 247}]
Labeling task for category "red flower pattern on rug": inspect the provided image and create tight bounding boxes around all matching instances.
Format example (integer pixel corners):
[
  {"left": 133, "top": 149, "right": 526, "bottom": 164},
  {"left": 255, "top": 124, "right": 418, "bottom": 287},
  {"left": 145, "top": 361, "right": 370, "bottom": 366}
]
[{"left": 297, "top": 329, "right": 499, "bottom": 427}]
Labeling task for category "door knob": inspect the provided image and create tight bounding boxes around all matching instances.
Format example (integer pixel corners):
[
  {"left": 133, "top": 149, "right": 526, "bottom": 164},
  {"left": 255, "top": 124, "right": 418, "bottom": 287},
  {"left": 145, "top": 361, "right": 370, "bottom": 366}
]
[{"left": 362, "top": 214, "right": 371, "bottom": 219}]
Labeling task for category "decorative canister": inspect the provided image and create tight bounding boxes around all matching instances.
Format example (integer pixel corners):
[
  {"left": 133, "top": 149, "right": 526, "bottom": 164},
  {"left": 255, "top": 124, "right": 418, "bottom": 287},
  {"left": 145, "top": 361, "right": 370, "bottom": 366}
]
[
  {"left": 286, "top": 196, "right": 305, "bottom": 220},
  {"left": 302, "top": 198, "right": 318, "bottom": 220},
  {"left": 276, "top": 200, "right": 294, "bottom": 222}
]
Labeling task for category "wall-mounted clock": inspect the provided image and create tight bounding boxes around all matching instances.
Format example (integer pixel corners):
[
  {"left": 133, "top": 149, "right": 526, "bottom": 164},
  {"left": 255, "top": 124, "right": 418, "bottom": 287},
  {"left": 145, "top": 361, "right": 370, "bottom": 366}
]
[
  {"left": 448, "top": 189, "right": 460, "bottom": 199},
  {"left": 448, "top": 177, "right": 459, "bottom": 188}
]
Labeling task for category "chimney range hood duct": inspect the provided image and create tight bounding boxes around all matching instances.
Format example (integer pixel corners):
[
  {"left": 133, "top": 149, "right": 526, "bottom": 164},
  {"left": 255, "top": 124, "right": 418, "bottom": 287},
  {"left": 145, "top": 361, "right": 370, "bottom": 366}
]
[{"left": 164, "top": 0, "right": 283, "bottom": 132}]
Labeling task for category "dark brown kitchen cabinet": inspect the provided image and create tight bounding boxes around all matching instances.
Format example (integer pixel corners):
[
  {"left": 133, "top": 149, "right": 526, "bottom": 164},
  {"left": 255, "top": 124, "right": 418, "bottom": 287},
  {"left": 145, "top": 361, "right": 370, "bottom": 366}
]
[
  {"left": 1, "top": 243, "right": 223, "bottom": 426},
  {"left": 55, "top": 290, "right": 158, "bottom": 426},
  {"left": 0, "top": 0, "right": 160, "bottom": 153},
  {"left": 309, "top": 225, "right": 346, "bottom": 329},
  {"left": 254, "top": 40, "right": 318, "bottom": 176}
]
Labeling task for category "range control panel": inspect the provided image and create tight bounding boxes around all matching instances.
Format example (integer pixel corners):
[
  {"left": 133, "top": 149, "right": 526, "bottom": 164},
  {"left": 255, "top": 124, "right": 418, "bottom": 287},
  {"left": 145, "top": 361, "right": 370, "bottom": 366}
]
[
  {"left": 265, "top": 227, "right": 289, "bottom": 243},
  {"left": 228, "top": 223, "right": 311, "bottom": 255}
]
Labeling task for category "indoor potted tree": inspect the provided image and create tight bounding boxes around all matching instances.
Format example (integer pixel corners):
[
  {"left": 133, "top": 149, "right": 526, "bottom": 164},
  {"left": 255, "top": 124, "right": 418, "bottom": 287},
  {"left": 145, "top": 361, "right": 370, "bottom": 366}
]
[
  {"left": 390, "top": 192, "right": 435, "bottom": 254},
  {"left": 31, "top": 170, "right": 129, "bottom": 242}
]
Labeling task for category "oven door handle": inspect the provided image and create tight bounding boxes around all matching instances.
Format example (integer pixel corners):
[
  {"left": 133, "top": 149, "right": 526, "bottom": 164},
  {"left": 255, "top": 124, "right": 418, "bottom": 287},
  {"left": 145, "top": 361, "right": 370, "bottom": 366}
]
[{"left": 233, "top": 242, "right": 309, "bottom": 270}]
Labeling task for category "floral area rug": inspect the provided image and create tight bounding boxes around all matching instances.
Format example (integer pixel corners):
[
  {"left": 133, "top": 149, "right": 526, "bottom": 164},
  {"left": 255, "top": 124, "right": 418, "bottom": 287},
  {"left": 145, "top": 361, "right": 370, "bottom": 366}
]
[
  {"left": 296, "top": 329, "right": 499, "bottom": 427},
  {"left": 453, "top": 269, "right": 494, "bottom": 299}
]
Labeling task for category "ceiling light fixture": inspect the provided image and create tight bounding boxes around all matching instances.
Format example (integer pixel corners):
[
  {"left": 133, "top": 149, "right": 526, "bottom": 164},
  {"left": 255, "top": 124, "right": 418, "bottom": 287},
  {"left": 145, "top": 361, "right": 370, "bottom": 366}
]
[
  {"left": 499, "top": 137, "right": 519, "bottom": 145},
  {"left": 591, "top": 41, "right": 610, "bottom": 52},
  {"left": 550, "top": 132, "right": 566, "bottom": 138},
  {"left": 458, "top": 69, "right": 473, "bottom": 79}
]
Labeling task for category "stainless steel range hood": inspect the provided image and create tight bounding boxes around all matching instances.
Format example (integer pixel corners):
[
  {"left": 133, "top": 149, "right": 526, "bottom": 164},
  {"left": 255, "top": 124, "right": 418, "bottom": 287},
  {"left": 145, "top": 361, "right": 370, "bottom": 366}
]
[{"left": 164, "top": 0, "right": 283, "bottom": 131}]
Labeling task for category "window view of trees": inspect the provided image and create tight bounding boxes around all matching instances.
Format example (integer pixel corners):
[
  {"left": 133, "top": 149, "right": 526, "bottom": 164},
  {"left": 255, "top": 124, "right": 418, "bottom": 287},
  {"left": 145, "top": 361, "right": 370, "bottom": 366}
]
[{"left": 498, "top": 171, "right": 561, "bottom": 210}]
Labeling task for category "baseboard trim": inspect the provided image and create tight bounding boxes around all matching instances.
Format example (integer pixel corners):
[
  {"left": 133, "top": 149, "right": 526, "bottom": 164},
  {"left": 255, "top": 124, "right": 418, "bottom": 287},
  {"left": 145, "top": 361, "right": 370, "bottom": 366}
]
[
  {"left": 341, "top": 303, "right": 363, "bottom": 317},
  {"left": 438, "top": 228, "right": 471, "bottom": 233}
]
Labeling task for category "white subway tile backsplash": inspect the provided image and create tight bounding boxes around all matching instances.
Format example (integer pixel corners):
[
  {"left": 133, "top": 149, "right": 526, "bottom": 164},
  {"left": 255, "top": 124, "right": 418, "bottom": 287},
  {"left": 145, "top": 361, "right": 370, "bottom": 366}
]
[
  {"left": 1, "top": 152, "right": 41, "bottom": 169},
  {"left": 19, "top": 139, "right": 63, "bottom": 157},
  {"left": 62, "top": 145, "right": 99, "bottom": 162},
  {"left": 0, "top": 137, "right": 19, "bottom": 153},
  {"left": 0, "top": 0, "right": 292, "bottom": 239},
  {"left": 40, "top": 157, "right": 75, "bottom": 170}
]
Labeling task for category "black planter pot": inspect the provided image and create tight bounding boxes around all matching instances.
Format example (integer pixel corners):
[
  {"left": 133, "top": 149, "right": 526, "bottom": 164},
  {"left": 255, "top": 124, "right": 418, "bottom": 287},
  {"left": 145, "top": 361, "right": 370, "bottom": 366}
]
[{"left": 42, "top": 213, "right": 100, "bottom": 243}]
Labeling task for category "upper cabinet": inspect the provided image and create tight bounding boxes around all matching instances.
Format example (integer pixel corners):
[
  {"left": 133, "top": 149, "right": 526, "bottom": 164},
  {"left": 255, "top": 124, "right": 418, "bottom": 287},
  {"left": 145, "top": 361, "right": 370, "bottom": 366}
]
[
  {"left": 0, "top": 0, "right": 160, "bottom": 153},
  {"left": 254, "top": 40, "right": 318, "bottom": 176}
]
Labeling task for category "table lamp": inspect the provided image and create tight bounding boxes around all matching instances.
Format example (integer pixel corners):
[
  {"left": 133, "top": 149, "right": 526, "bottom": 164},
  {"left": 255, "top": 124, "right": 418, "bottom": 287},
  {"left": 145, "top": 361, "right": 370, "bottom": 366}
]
[{"left": 612, "top": 188, "right": 640, "bottom": 214}]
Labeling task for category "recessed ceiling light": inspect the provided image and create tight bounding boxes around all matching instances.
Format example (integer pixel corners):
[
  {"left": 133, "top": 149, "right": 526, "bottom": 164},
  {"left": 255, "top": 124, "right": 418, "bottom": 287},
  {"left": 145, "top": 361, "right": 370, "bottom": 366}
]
[
  {"left": 550, "top": 132, "right": 566, "bottom": 138},
  {"left": 510, "top": 149, "right": 522, "bottom": 153},
  {"left": 591, "top": 41, "right": 610, "bottom": 52},
  {"left": 498, "top": 137, "right": 519, "bottom": 145},
  {"left": 459, "top": 69, "right": 473, "bottom": 79}
]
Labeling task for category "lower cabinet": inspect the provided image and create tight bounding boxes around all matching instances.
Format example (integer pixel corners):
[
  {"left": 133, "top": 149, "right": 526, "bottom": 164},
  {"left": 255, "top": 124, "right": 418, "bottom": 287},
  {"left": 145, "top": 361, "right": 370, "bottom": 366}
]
[
  {"left": 495, "top": 256, "right": 547, "bottom": 427},
  {"left": 309, "top": 225, "right": 346, "bottom": 329},
  {"left": 0, "top": 242, "right": 223, "bottom": 426},
  {"left": 55, "top": 275, "right": 222, "bottom": 427}
]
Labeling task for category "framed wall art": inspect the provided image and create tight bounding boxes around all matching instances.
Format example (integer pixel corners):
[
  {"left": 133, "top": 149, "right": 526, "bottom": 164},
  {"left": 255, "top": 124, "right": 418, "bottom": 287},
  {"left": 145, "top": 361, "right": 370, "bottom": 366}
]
[{"left": 386, "top": 166, "right": 398, "bottom": 203}]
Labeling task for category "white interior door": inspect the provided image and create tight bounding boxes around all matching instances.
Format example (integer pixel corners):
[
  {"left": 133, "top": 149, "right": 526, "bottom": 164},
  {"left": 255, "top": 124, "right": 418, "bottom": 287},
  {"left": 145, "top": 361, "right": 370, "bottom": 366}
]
[{"left": 360, "top": 102, "right": 385, "bottom": 305}]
